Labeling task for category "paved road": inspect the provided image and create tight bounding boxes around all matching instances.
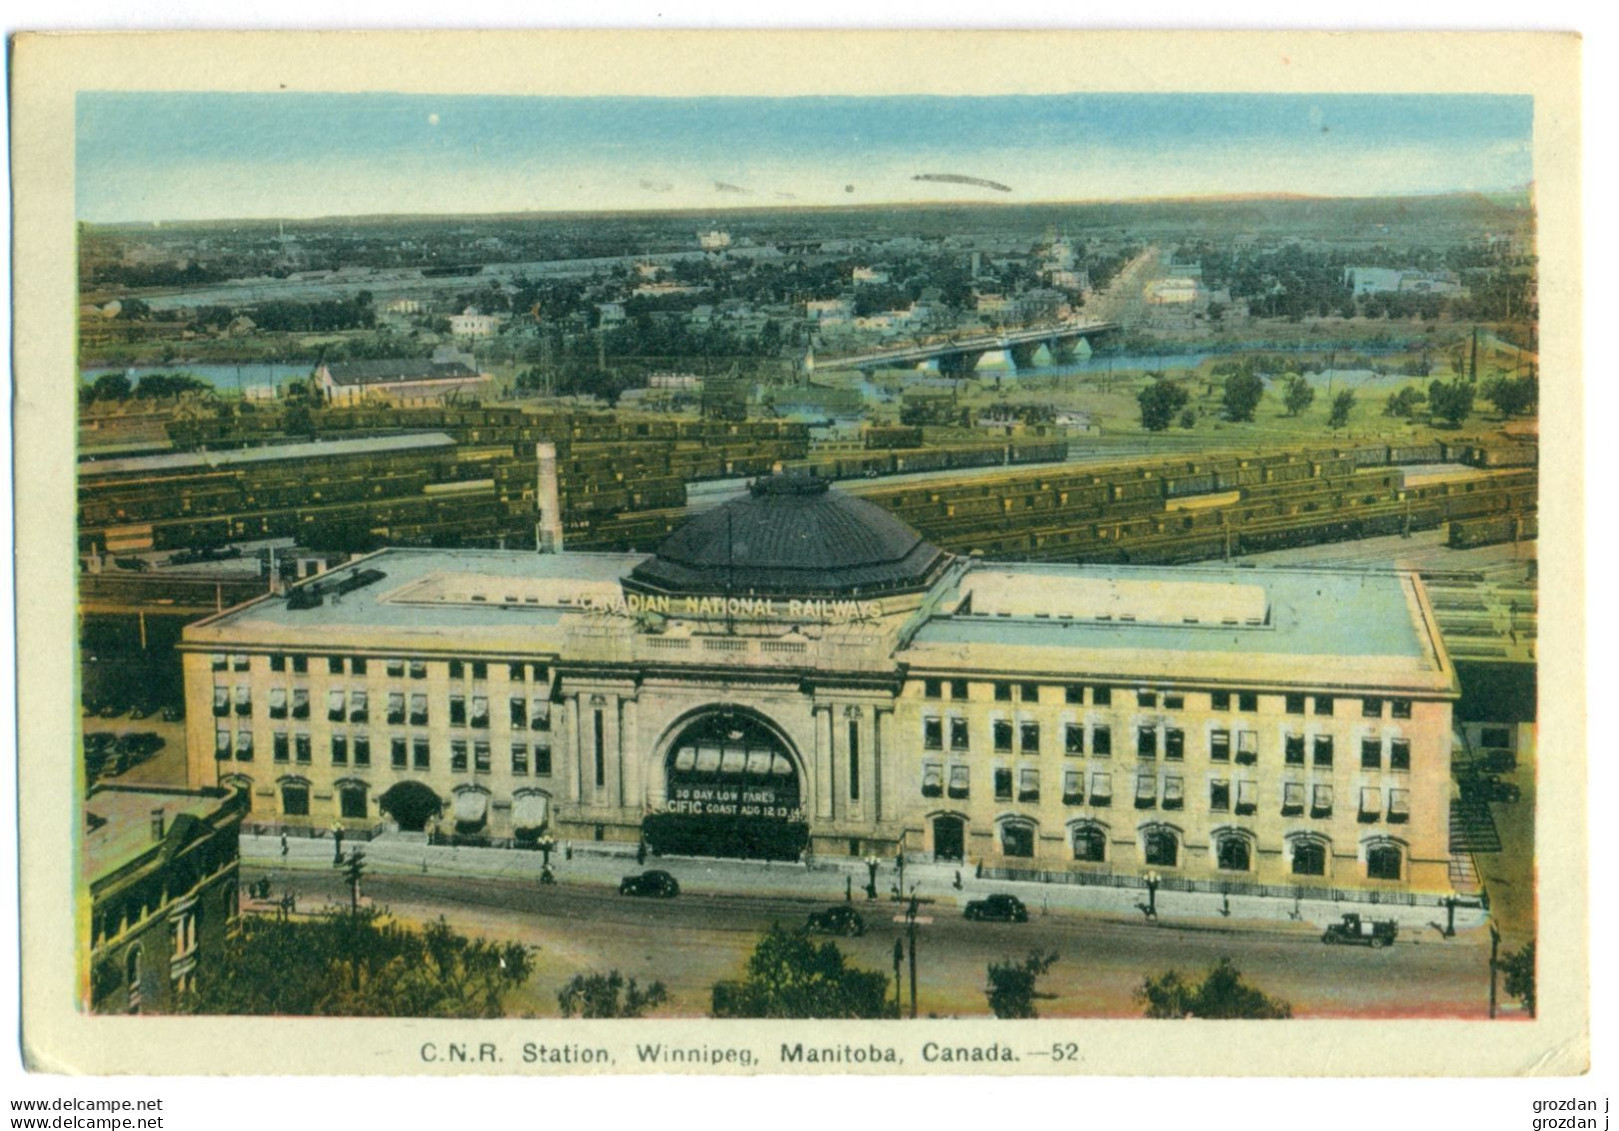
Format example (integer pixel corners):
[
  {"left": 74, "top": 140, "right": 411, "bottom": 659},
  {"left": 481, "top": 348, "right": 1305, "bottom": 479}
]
[{"left": 248, "top": 864, "right": 1495, "bottom": 1019}]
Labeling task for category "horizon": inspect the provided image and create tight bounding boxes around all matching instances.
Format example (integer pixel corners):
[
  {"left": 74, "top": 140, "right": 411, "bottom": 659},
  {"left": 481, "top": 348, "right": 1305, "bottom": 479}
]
[{"left": 77, "top": 91, "right": 1533, "bottom": 226}]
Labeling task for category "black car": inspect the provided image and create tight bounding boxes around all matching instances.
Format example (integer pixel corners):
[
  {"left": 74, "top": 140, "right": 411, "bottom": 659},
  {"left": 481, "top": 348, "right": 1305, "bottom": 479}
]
[
  {"left": 619, "top": 869, "right": 680, "bottom": 898},
  {"left": 1460, "top": 772, "right": 1521, "bottom": 804},
  {"left": 964, "top": 893, "right": 1028, "bottom": 923},
  {"left": 161, "top": 704, "right": 185, "bottom": 722},
  {"left": 806, "top": 906, "right": 866, "bottom": 936}
]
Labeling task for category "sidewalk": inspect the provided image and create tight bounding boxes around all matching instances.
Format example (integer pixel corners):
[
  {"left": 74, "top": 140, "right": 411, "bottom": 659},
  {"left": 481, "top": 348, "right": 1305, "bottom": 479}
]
[{"left": 241, "top": 830, "right": 1489, "bottom": 936}]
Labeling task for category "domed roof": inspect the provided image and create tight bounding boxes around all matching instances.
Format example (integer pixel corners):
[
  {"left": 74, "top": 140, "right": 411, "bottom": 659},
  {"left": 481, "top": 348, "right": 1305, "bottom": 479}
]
[{"left": 630, "top": 474, "right": 948, "bottom": 597}]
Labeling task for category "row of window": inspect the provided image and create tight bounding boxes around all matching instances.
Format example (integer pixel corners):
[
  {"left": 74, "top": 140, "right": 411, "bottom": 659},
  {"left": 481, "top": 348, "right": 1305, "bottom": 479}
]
[
  {"left": 920, "top": 763, "right": 1410, "bottom": 821},
  {"left": 214, "top": 687, "right": 553, "bottom": 731},
  {"left": 211, "top": 654, "right": 548, "bottom": 683},
  {"left": 214, "top": 730, "right": 553, "bottom": 776},
  {"left": 922, "top": 679, "right": 1413, "bottom": 719},
  {"left": 1043, "top": 823, "right": 1403, "bottom": 880}
]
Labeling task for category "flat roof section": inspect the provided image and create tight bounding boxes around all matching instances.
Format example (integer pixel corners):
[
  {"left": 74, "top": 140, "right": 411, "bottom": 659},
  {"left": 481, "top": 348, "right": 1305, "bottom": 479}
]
[{"left": 78, "top": 431, "right": 457, "bottom": 478}]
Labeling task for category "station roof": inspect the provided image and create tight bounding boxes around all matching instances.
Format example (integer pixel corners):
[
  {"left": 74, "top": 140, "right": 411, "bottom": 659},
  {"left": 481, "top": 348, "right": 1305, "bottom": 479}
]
[{"left": 79, "top": 432, "right": 456, "bottom": 478}]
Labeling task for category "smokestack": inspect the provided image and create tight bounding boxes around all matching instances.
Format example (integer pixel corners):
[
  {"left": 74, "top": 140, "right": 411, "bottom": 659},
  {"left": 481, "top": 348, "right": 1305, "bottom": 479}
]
[
  {"left": 150, "top": 808, "right": 166, "bottom": 842},
  {"left": 536, "top": 442, "right": 563, "bottom": 554}
]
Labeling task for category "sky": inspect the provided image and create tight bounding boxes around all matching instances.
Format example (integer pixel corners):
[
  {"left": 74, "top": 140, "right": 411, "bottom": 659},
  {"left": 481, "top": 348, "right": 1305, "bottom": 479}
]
[{"left": 78, "top": 90, "right": 1534, "bottom": 224}]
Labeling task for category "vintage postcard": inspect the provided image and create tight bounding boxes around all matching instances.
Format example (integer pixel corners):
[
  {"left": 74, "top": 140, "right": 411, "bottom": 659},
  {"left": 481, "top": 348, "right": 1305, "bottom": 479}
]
[{"left": 13, "top": 29, "right": 1585, "bottom": 1077}]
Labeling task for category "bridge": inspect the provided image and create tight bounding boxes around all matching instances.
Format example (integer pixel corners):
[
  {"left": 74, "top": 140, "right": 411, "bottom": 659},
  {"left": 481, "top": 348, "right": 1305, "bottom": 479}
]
[{"left": 809, "top": 319, "right": 1119, "bottom": 376}]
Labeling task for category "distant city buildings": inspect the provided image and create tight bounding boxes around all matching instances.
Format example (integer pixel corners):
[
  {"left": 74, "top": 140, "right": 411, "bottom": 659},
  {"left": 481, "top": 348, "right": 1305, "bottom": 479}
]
[
  {"left": 316, "top": 359, "right": 488, "bottom": 406},
  {"left": 1343, "top": 267, "right": 1466, "bottom": 297},
  {"left": 698, "top": 229, "right": 732, "bottom": 251}
]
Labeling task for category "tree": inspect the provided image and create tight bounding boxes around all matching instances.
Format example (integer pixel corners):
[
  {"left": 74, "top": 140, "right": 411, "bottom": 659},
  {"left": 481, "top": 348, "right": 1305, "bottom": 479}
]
[
  {"left": 710, "top": 925, "right": 891, "bottom": 1019},
  {"left": 1137, "top": 376, "right": 1189, "bottom": 432},
  {"left": 1282, "top": 375, "right": 1316, "bottom": 418},
  {"left": 985, "top": 950, "right": 1059, "bottom": 1019},
  {"left": 1135, "top": 957, "right": 1292, "bottom": 1019},
  {"left": 85, "top": 372, "right": 133, "bottom": 404},
  {"left": 282, "top": 403, "right": 318, "bottom": 439},
  {"left": 1221, "top": 371, "right": 1265, "bottom": 422},
  {"left": 1328, "top": 389, "right": 1356, "bottom": 430},
  {"left": 180, "top": 910, "right": 532, "bottom": 1017},
  {"left": 1384, "top": 386, "right": 1427, "bottom": 418},
  {"left": 1428, "top": 378, "right": 1475, "bottom": 427},
  {"left": 1483, "top": 374, "right": 1538, "bottom": 417},
  {"left": 1499, "top": 940, "right": 1536, "bottom": 1018},
  {"left": 557, "top": 971, "right": 668, "bottom": 1018}
]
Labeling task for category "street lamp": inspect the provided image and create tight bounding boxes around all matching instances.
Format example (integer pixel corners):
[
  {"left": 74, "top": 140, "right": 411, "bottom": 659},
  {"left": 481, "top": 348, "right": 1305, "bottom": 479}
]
[
  {"left": 1143, "top": 870, "right": 1162, "bottom": 919},
  {"left": 864, "top": 855, "right": 880, "bottom": 900},
  {"left": 537, "top": 834, "right": 557, "bottom": 869},
  {"left": 895, "top": 851, "right": 907, "bottom": 901},
  {"left": 1444, "top": 891, "right": 1460, "bottom": 938},
  {"left": 905, "top": 887, "right": 920, "bottom": 1019},
  {"left": 1488, "top": 923, "right": 1502, "bottom": 1018}
]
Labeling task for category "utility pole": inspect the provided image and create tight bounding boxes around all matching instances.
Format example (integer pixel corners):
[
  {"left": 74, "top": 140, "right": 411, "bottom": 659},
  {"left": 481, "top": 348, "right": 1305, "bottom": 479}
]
[
  {"left": 906, "top": 892, "right": 919, "bottom": 1019},
  {"left": 1489, "top": 923, "right": 1501, "bottom": 1019},
  {"left": 892, "top": 938, "right": 904, "bottom": 1020}
]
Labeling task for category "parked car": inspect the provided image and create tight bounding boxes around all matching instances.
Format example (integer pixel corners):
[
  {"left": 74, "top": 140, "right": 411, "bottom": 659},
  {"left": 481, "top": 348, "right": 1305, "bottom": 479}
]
[
  {"left": 1321, "top": 912, "right": 1398, "bottom": 948},
  {"left": 161, "top": 704, "right": 185, "bottom": 722},
  {"left": 806, "top": 906, "right": 866, "bottom": 936},
  {"left": 84, "top": 732, "right": 116, "bottom": 755},
  {"left": 1460, "top": 772, "right": 1521, "bottom": 804},
  {"left": 619, "top": 869, "right": 680, "bottom": 898},
  {"left": 963, "top": 893, "right": 1028, "bottom": 923}
]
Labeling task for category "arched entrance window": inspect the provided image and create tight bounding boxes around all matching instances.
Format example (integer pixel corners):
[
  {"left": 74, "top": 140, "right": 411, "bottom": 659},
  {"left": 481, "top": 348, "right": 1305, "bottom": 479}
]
[
  {"left": 648, "top": 710, "right": 805, "bottom": 860},
  {"left": 512, "top": 791, "right": 551, "bottom": 841},
  {"left": 1215, "top": 832, "right": 1253, "bottom": 872},
  {"left": 279, "top": 781, "right": 310, "bottom": 817},
  {"left": 377, "top": 781, "right": 443, "bottom": 832},
  {"left": 1366, "top": 843, "right": 1403, "bottom": 881},
  {"left": 338, "top": 782, "right": 368, "bottom": 820},
  {"left": 1143, "top": 827, "right": 1179, "bottom": 868},
  {"left": 931, "top": 815, "right": 966, "bottom": 862},
  {"left": 999, "top": 819, "right": 1036, "bottom": 859},
  {"left": 1290, "top": 837, "right": 1328, "bottom": 877},
  {"left": 452, "top": 788, "right": 490, "bottom": 835},
  {"left": 1072, "top": 824, "right": 1106, "bottom": 863}
]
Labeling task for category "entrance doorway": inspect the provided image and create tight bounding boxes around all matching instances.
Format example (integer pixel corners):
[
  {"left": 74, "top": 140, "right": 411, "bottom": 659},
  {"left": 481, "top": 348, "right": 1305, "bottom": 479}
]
[
  {"left": 377, "top": 781, "right": 442, "bottom": 832},
  {"left": 932, "top": 815, "right": 965, "bottom": 862},
  {"left": 645, "top": 710, "right": 806, "bottom": 860}
]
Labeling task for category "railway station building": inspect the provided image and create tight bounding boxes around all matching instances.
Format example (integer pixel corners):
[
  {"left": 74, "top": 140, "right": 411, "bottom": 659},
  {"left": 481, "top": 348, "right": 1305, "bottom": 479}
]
[{"left": 180, "top": 474, "right": 1459, "bottom": 896}]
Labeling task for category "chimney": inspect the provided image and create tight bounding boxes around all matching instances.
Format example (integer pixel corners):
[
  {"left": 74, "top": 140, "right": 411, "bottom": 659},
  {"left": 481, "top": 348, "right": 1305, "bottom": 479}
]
[
  {"left": 536, "top": 442, "right": 564, "bottom": 554},
  {"left": 150, "top": 808, "right": 166, "bottom": 841}
]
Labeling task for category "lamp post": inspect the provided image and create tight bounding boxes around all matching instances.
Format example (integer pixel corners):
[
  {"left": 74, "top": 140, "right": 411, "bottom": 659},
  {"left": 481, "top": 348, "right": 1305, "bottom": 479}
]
[
  {"left": 905, "top": 888, "right": 920, "bottom": 1019},
  {"left": 1144, "top": 870, "right": 1162, "bottom": 919},
  {"left": 865, "top": 855, "right": 880, "bottom": 900},
  {"left": 892, "top": 937, "right": 904, "bottom": 1020},
  {"left": 895, "top": 851, "right": 906, "bottom": 901},
  {"left": 1489, "top": 923, "right": 1501, "bottom": 1019},
  {"left": 1444, "top": 891, "right": 1460, "bottom": 938},
  {"left": 537, "top": 834, "right": 557, "bottom": 870}
]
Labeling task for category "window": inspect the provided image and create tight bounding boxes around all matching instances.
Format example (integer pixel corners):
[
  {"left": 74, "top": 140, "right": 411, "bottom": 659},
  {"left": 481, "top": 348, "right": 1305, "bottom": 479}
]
[
  {"left": 412, "top": 738, "right": 431, "bottom": 770},
  {"left": 1311, "top": 783, "right": 1334, "bottom": 818},
  {"left": 409, "top": 660, "right": 427, "bottom": 680},
  {"left": 511, "top": 697, "right": 528, "bottom": 729},
  {"left": 1062, "top": 770, "right": 1083, "bottom": 804},
  {"left": 340, "top": 786, "right": 367, "bottom": 819},
  {"left": 1285, "top": 733, "right": 1305, "bottom": 765},
  {"left": 292, "top": 655, "right": 308, "bottom": 675},
  {"left": 1389, "top": 740, "right": 1411, "bottom": 771},
  {"left": 1018, "top": 767, "right": 1040, "bottom": 802},
  {"left": 1388, "top": 789, "right": 1410, "bottom": 823},
  {"left": 1285, "top": 694, "right": 1306, "bottom": 714},
  {"left": 1163, "top": 691, "right": 1185, "bottom": 710},
  {"left": 1143, "top": 829, "right": 1178, "bottom": 867},
  {"left": 1064, "top": 723, "right": 1084, "bottom": 755},
  {"left": 1065, "top": 685, "right": 1084, "bottom": 705},
  {"left": 273, "top": 733, "right": 289, "bottom": 763},
  {"left": 1363, "top": 697, "right": 1384, "bottom": 718},
  {"left": 1020, "top": 721, "right": 1040, "bottom": 754},
  {"left": 471, "top": 697, "right": 489, "bottom": 729},
  {"left": 328, "top": 656, "right": 343, "bottom": 675},
  {"left": 281, "top": 783, "right": 309, "bottom": 817},
  {"left": 1164, "top": 728, "right": 1184, "bottom": 761},
  {"left": 1073, "top": 825, "right": 1105, "bottom": 862},
  {"left": 1162, "top": 776, "right": 1184, "bottom": 810},
  {"left": 449, "top": 660, "right": 465, "bottom": 679},
  {"left": 409, "top": 694, "right": 428, "bottom": 726},
  {"left": 1481, "top": 726, "right": 1511, "bottom": 748},
  {"left": 213, "top": 687, "right": 230, "bottom": 718},
  {"left": 1361, "top": 739, "right": 1382, "bottom": 770},
  {"left": 1210, "top": 690, "right": 1231, "bottom": 711},
  {"left": 1092, "top": 725, "right": 1112, "bottom": 757},
  {"left": 1093, "top": 686, "right": 1112, "bottom": 706},
  {"left": 266, "top": 688, "right": 287, "bottom": 719},
  {"left": 1135, "top": 774, "right": 1157, "bottom": 809},
  {"left": 948, "top": 765, "right": 970, "bottom": 800},
  {"left": 512, "top": 743, "right": 530, "bottom": 774},
  {"left": 994, "top": 682, "right": 1013, "bottom": 702},
  {"left": 270, "top": 655, "right": 286, "bottom": 673},
  {"left": 994, "top": 768, "right": 1013, "bottom": 801},
  {"left": 352, "top": 657, "right": 367, "bottom": 676},
  {"left": 232, "top": 654, "right": 250, "bottom": 672},
  {"left": 1089, "top": 772, "right": 1113, "bottom": 807},
  {"left": 1313, "top": 735, "right": 1334, "bottom": 768},
  {"left": 331, "top": 734, "right": 348, "bottom": 765},
  {"left": 291, "top": 689, "right": 309, "bottom": 720},
  {"left": 387, "top": 693, "right": 405, "bottom": 725},
  {"left": 1282, "top": 781, "right": 1305, "bottom": 816},
  {"left": 1314, "top": 695, "right": 1335, "bottom": 717},
  {"left": 1391, "top": 699, "right": 1412, "bottom": 719},
  {"left": 449, "top": 696, "right": 467, "bottom": 726},
  {"left": 1235, "top": 731, "right": 1258, "bottom": 764},
  {"left": 1137, "top": 689, "right": 1158, "bottom": 708},
  {"left": 1210, "top": 779, "right": 1231, "bottom": 811},
  {"left": 386, "top": 659, "right": 404, "bottom": 678},
  {"left": 531, "top": 699, "right": 551, "bottom": 731},
  {"left": 234, "top": 687, "right": 252, "bottom": 716},
  {"left": 1291, "top": 839, "right": 1327, "bottom": 876},
  {"left": 1019, "top": 682, "right": 1040, "bottom": 703},
  {"left": 505, "top": 662, "right": 523, "bottom": 682},
  {"left": 354, "top": 736, "right": 370, "bottom": 766},
  {"left": 349, "top": 691, "right": 368, "bottom": 724},
  {"left": 1137, "top": 726, "right": 1158, "bottom": 759},
  {"left": 923, "top": 718, "right": 943, "bottom": 750},
  {"left": 950, "top": 679, "right": 968, "bottom": 700},
  {"left": 327, "top": 690, "right": 346, "bottom": 723},
  {"left": 1210, "top": 730, "right": 1231, "bottom": 762},
  {"left": 1366, "top": 844, "right": 1402, "bottom": 881},
  {"left": 1235, "top": 780, "right": 1257, "bottom": 816},
  {"left": 294, "top": 734, "right": 311, "bottom": 764},
  {"left": 924, "top": 679, "right": 942, "bottom": 699},
  {"left": 391, "top": 738, "right": 407, "bottom": 769},
  {"left": 474, "top": 742, "right": 491, "bottom": 773},
  {"left": 1216, "top": 835, "right": 1251, "bottom": 872},
  {"left": 534, "top": 743, "right": 553, "bottom": 776},
  {"left": 215, "top": 729, "right": 231, "bottom": 760},
  {"left": 1000, "top": 823, "right": 1035, "bottom": 858},
  {"left": 1238, "top": 692, "right": 1258, "bottom": 712},
  {"left": 848, "top": 721, "right": 860, "bottom": 802},
  {"left": 1359, "top": 787, "right": 1381, "bottom": 823},
  {"left": 210, "top": 654, "right": 227, "bottom": 672},
  {"left": 993, "top": 720, "right": 1013, "bottom": 753},
  {"left": 472, "top": 661, "right": 488, "bottom": 681},
  {"left": 451, "top": 741, "right": 468, "bottom": 772}
]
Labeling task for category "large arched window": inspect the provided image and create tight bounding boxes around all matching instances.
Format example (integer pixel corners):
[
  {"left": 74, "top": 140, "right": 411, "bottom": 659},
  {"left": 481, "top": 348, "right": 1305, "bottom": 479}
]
[
  {"left": 1215, "top": 832, "right": 1253, "bottom": 872},
  {"left": 1290, "top": 837, "right": 1328, "bottom": 877},
  {"left": 1072, "top": 824, "right": 1106, "bottom": 863},
  {"left": 1143, "top": 827, "right": 1179, "bottom": 868},
  {"left": 280, "top": 781, "right": 310, "bottom": 817},
  {"left": 338, "top": 782, "right": 369, "bottom": 820},
  {"left": 1366, "top": 842, "right": 1404, "bottom": 881},
  {"left": 999, "top": 819, "right": 1036, "bottom": 858}
]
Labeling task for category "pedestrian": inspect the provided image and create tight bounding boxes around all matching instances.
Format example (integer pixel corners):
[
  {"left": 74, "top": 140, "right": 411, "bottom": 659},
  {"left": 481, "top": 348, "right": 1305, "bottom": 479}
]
[
  {"left": 332, "top": 821, "right": 344, "bottom": 866},
  {"left": 565, "top": 841, "right": 573, "bottom": 861},
  {"left": 975, "top": 859, "right": 983, "bottom": 880},
  {"left": 280, "top": 831, "right": 289, "bottom": 858},
  {"left": 954, "top": 869, "right": 963, "bottom": 891},
  {"left": 637, "top": 839, "right": 647, "bottom": 866},
  {"left": 846, "top": 875, "right": 853, "bottom": 903}
]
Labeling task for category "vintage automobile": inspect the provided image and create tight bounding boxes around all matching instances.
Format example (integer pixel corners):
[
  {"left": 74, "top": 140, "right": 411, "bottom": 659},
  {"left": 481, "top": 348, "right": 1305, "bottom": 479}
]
[
  {"left": 1321, "top": 912, "right": 1398, "bottom": 948},
  {"left": 619, "top": 869, "right": 680, "bottom": 898},
  {"left": 805, "top": 906, "right": 866, "bottom": 936},
  {"left": 963, "top": 893, "right": 1029, "bottom": 923}
]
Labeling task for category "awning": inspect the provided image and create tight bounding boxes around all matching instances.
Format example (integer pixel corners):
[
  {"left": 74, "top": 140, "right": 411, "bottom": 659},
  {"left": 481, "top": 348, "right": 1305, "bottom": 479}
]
[
  {"left": 235, "top": 686, "right": 251, "bottom": 706},
  {"left": 1020, "top": 768, "right": 1041, "bottom": 791},
  {"left": 922, "top": 764, "right": 943, "bottom": 789},
  {"left": 512, "top": 792, "right": 549, "bottom": 829},
  {"left": 674, "top": 747, "right": 697, "bottom": 772},
  {"left": 1282, "top": 781, "right": 1304, "bottom": 807},
  {"left": 213, "top": 688, "right": 229, "bottom": 711},
  {"left": 215, "top": 730, "right": 230, "bottom": 755},
  {"left": 1313, "top": 784, "right": 1334, "bottom": 809},
  {"left": 453, "top": 790, "right": 488, "bottom": 827},
  {"left": 1135, "top": 775, "right": 1156, "bottom": 800},
  {"left": 1063, "top": 770, "right": 1083, "bottom": 796},
  {"left": 236, "top": 730, "right": 253, "bottom": 754},
  {"left": 745, "top": 749, "right": 773, "bottom": 776},
  {"left": 292, "top": 689, "right": 309, "bottom": 711},
  {"left": 1237, "top": 731, "right": 1258, "bottom": 754},
  {"left": 770, "top": 753, "right": 794, "bottom": 776},
  {"left": 350, "top": 691, "right": 367, "bottom": 712},
  {"left": 1090, "top": 772, "right": 1113, "bottom": 798},
  {"left": 1360, "top": 787, "right": 1381, "bottom": 814},
  {"left": 1388, "top": 789, "right": 1411, "bottom": 817},
  {"left": 695, "top": 745, "right": 722, "bottom": 773},
  {"left": 268, "top": 688, "right": 286, "bottom": 710},
  {"left": 471, "top": 697, "right": 489, "bottom": 725},
  {"left": 720, "top": 747, "right": 747, "bottom": 775},
  {"left": 950, "top": 765, "right": 971, "bottom": 790},
  {"left": 531, "top": 700, "right": 551, "bottom": 723},
  {"left": 327, "top": 690, "right": 345, "bottom": 712},
  {"left": 1162, "top": 776, "right": 1184, "bottom": 803},
  {"left": 410, "top": 694, "right": 427, "bottom": 712}
]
